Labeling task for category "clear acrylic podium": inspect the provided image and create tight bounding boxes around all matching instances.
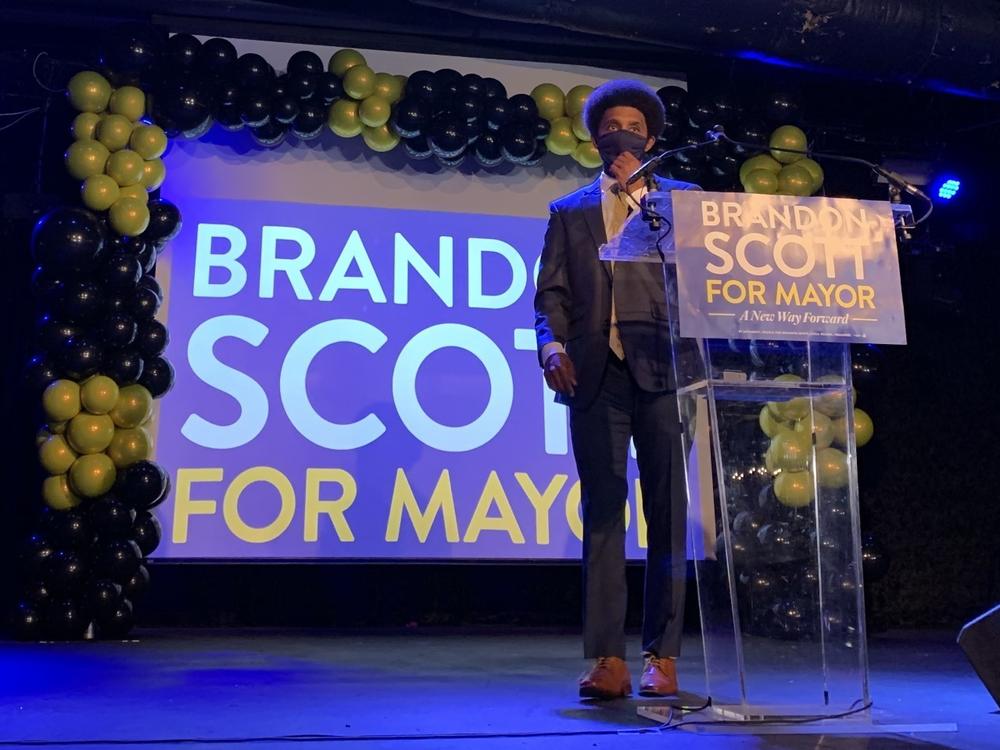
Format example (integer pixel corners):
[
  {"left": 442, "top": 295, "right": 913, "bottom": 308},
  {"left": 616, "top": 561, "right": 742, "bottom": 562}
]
[{"left": 603, "top": 190, "right": 870, "bottom": 722}]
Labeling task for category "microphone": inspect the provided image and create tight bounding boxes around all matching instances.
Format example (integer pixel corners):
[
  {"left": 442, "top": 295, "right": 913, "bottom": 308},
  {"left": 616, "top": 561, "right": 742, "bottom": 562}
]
[{"left": 621, "top": 125, "right": 726, "bottom": 188}]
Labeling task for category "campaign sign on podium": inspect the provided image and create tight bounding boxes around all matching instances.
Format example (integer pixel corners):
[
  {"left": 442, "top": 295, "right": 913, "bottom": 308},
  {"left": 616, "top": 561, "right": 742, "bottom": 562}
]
[{"left": 604, "top": 190, "right": 905, "bottom": 723}]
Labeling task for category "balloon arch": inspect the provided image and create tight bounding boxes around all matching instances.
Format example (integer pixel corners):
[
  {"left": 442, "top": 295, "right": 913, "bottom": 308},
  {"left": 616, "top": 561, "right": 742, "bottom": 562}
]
[{"left": 12, "top": 27, "right": 884, "bottom": 641}]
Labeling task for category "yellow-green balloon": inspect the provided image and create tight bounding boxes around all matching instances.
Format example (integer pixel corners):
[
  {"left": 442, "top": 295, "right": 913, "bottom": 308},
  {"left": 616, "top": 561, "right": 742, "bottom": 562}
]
[
  {"left": 67, "top": 71, "right": 112, "bottom": 113},
  {"left": 110, "top": 384, "right": 154, "bottom": 428},
  {"left": 545, "top": 117, "right": 576, "bottom": 156},
  {"left": 815, "top": 447, "right": 849, "bottom": 488},
  {"left": 40, "top": 434, "right": 78, "bottom": 475},
  {"left": 795, "top": 411, "right": 834, "bottom": 449},
  {"left": 69, "top": 453, "right": 117, "bottom": 498},
  {"left": 130, "top": 124, "right": 168, "bottom": 159},
  {"left": 769, "top": 124, "right": 807, "bottom": 164},
  {"left": 65, "top": 140, "right": 110, "bottom": 179},
  {"left": 778, "top": 163, "right": 814, "bottom": 196},
  {"left": 106, "top": 426, "right": 152, "bottom": 468},
  {"left": 81, "top": 174, "right": 120, "bottom": 211},
  {"left": 573, "top": 140, "right": 601, "bottom": 169},
  {"left": 571, "top": 112, "right": 590, "bottom": 141},
  {"left": 739, "top": 153, "right": 782, "bottom": 183},
  {"left": 531, "top": 83, "right": 565, "bottom": 121},
  {"left": 343, "top": 65, "right": 376, "bottom": 100},
  {"left": 43, "top": 380, "right": 81, "bottom": 422},
  {"left": 43, "top": 474, "right": 82, "bottom": 510},
  {"left": 775, "top": 470, "right": 814, "bottom": 507},
  {"left": 770, "top": 431, "right": 811, "bottom": 472},
  {"left": 81, "top": 375, "right": 120, "bottom": 414},
  {"left": 797, "top": 157, "right": 824, "bottom": 193},
  {"left": 139, "top": 158, "right": 166, "bottom": 191},
  {"left": 72, "top": 111, "right": 101, "bottom": 140},
  {"left": 105, "top": 149, "right": 145, "bottom": 186},
  {"left": 764, "top": 443, "right": 778, "bottom": 474},
  {"left": 373, "top": 72, "right": 404, "bottom": 104},
  {"left": 742, "top": 168, "right": 779, "bottom": 194},
  {"left": 96, "top": 113, "right": 133, "bottom": 152},
  {"left": 359, "top": 95, "right": 391, "bottom": 127},
  {"left": 109, "top": 197, "right": 150, "bottom": 236},
  {"left": 67, "top": 413, "right": 116, "bottom": 454},
  {"left": 328, "top": 99, "right": 362, "bottom": 137},
  {"left": 328, "top": 49, "right": 367, "bottom": 77},
  {"left": 815, "top": 374, "right": 847, "bottom": 417},
  {"left": 565, "top": 84, "right": 593, "bottom": 117},
  {"left": 362, "top": 123, "right": 400, "bottom": 153},
  {"left": 118, "top": 183, "right": 149, "bottom": 204},
  {"left": 854, "top": 408, "right": 874, "bottom": 446},
  {"left": 759, "top": 405, "right": 792, "bottom": 438},
  {"left": 109, "top": 85, "right": 145, "bottom": 121}
]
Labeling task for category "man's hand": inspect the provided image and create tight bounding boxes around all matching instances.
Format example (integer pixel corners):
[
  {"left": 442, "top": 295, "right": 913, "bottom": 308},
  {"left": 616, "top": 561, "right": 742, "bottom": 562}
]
[
  {"left": 544, "top": 351, "right": 577, "bottom": 397},
  {"left": 608, "top": 151, "right": 643, "bottom": 191}
]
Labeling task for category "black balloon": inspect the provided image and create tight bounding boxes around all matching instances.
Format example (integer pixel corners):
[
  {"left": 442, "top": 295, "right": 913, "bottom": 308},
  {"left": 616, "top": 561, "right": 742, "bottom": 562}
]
[
  {"left": 42, "top": 508, "right": 92, "bottom": 549},
  {"left": 730, "top": 119, "right": 769, "bottom": 154},
  {"left": 144, "top": 199, "right": 182, "bottom": 243},
  {"left": 534, "top": 117, "right": 550, "bottom": 141},
  {"left": 461, "top": 73, "right": 484, "bottom": 98},
  {"left": 269, "top": 73, "right": 291, "bottom": 99},
  {"left": 403, "top": 135, "right": 433, "bottom": 160},
  {"left": 46, "top": 550, "right": 87, "bottom": 593},
  {"left": 135, "top": 319, "right": 169, "bottom": 358},
  {"left": 236, "top": 53, "right": 274, "bottom": 88},
  {"left": 118, "top": 460, "right": 169, "bottom": 510},
  {"left": 456, "top": 93, "right": 483, "bottom": 123},
  {"left": 481, "top": 77, "right": 507, "bottom": 101},
  {"left": 292, "top": 101, "right": 326, "bottom": 140},
  {"left": 765, "top": 91, "right": 802, "bottom": 125},
  {"left": 271, "top": 95, "right": 300, "bottom": 125},
  {"left": 406, "top": 70, "right": 436, "bottom": 103},
  {"left": 22, "top": 534, "right": 56, "bottom": 577},
  {"left": 88, "top": 495, "right": 137, "bottom": 539},
  {"left": 166, "top": 33, "right": 201, "bottom": 70},
  {"left": 485, "top": 98, "right": 509, "bottom": 130},
  {"left": 850, "top": 344, "right": 883, "bottom": 395},
  {"left": 24, "top": 354, "right": 60, "bottom": 393},
  {"left": 473, "top": 130, "right": 503, "bottom": 167},
  {"left": 103, "top": 348, "right": 144, "bottom": 385},
  {"left": 47, "top": 598, "right": 91, "bottom": 639},
  {"left": 507, "top": 94, "right": 538, "bottom": 123},
  {"left": 132, "top": 286, "right": 162, "bottom": 319},
  {"left": 861, "top": 535, "right": 890, "bottom": 581},
  {"left": 314, "top": 72, "right": 343, "bottom": 104},
  {"left": 12, "top": 602, "right": 46, "bottom": 641},
  {"left": 88, "top": 579, "right": 124, "bottom": 615},
  {"left": 132, "top": 510, "right": 163, "bottom": 556},
  {"left": 522, "top": 142, "right": 547, "bottom": 167},
  {"left": 98, "top": 25, "right": 164, "bottom": 85},
  {"left": 391, "top": 99, "right": 429, "bottom": 139},
  {"left": 96, "top": 599, "right": 135, "bottom": 639},
  {"left": 499, "top": 123, "right": 535, "bottom": 163},
  {"left": 24, "top": 580, "right": 54, "bottom": 608},
  {"left": 251, "top": 119, "right": 288, "bottom": 148},
  {"left": 687, "top": 97, "right": 719, "bottom": 129},
  {"left": 657, "top": 85, "right": 687, "bottom": 116},
  {"left": 238, "top": 88, "right": 272, "bottom": 127},
  {"left": 59, "top": 336, "right": 103, "bottom": 380},
  {"left": 658, "top": 115, "right": 682, "bottom": 146},
  {"left": 215, "top": 102, "right": 245, "bottom": 131},
  {"left": 32, "top": 266, "right": 67, "bottom": 308},
  {"left": 31, "top": 207, "right": 104, "bottom": 271},
  {"left": 710, "top": 93, "right": 740, "bottom": 123},
  {"left": 428, "top": 115, "right": 466, "bottom": 158},
  {"left": 151, "top": 77, "right": 212, "bottom": 135},
  {"left": 196, "top": 37, "right": 238, "bottom": 78},
  {"left": 103, "top": 313, "right": 138, "bottom": 349},
  {"left": 55, "top": 279, "right": 104, "bottom": 323},
  {"left": 102, "top": 253, "right": 143, "bottom": 290},
  {"left": 95, "top": 539, "right": 143, "bottom": 583},
  {"left": 435, "top": 150, "right": 466, "bottom": 168},
  {"left": 123, "top": 565, "right": 150, "bottom": 599},
  {"left": 37, "top": 315, "right": 83, "bottom": 354},
  {"left": 287, "top": 50, "right": 324, "bottom": 77}
]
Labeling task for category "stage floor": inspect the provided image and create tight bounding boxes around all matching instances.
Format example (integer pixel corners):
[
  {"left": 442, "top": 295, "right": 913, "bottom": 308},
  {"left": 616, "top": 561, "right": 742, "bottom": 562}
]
[{"left": 1, "top": 628, "right": 994, "bottom": 749}]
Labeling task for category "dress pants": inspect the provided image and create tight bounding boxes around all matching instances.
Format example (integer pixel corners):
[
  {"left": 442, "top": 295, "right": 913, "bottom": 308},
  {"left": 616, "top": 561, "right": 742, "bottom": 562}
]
[{"left": 569, "top": 351, "right": 687, "bottom": 659}]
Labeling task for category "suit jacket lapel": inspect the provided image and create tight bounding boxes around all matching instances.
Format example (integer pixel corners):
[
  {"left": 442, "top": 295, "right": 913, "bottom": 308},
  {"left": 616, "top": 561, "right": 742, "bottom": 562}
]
[{"left": 580, "top": 178, "right": 612, "bottom": 281}]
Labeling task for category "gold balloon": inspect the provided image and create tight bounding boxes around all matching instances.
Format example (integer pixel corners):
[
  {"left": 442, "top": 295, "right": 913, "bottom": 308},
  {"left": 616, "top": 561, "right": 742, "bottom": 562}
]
[
  {"left": 67, "top": 413, "right": 116, "bottom": 454},
  {"left": 65, "top": 140, "right": 110, "bottom": 180},
  {"left": 107, "top": 426, "right": 152, "bottom": 468},
  {"left": 797, "top": 157, "right": 824, "bottom": 194},
  {"left": 96, "top": 113, "right": 134, "bottom": 152},
  {"left": 105, "top": 149, "right": 145, "bottom": 186},
  {"left": 774, "top": 470, "right": 814, "bottom": 507},
  {"left": 359, "top": 95, "right": 391, "bottom": 127},
  {"left": 43, "top": 380, "right": 81, "bottom": 422},
  {"left": 778, "top": 163, "right": 814, "bottom": 196},
  {"left": 531, "top": 83, "right": 565, "bottom": 121},
  {"left": 109, "top": 85, "right": 146, "bottom": 121},
  {"left": 72, "top": 112, "right": 101, "bottom": 140},
  {"left": 139, "top": 157, "right": 166, "bottom": 191},
  {"left": 769, "top": 124, "right": 808, "bottom": 164},
  {"left": 118, "top": 183, "right": 149, "bottom": 204},
  {"left": 328, "top": 99, "right": 362, "bottom": 137},
  {"left": 832, "top": 408, "right": 874, "bottom": 448},
  {"left": 759, "top": 405, "right": 792, "bottom": 438},
  {"left": 565, "top": 84, "right": 593, "bottom": 117},
  {"left": 545, "top": 117, "right": 577, "bottom": 156},
  {"left": 571, "top": 112, "right": 590, "bottom": 141},
  {"left": 110, "top": 384, "right": 154, "bottom": 428},
  {"left": 815, "top": 374, "right": 847, "bottom": 417},
  {"left": 39, "top": 434, "right": 78, "bottom": 475},
  {"left": 573, "top": 140, "right": 601, "bottom": 169},
  {"left": 43, "top": 474, "right": 82, "bottom": 510},
  {"left": 795, "top": 411, "right": 834, "bottom": 449},
  {"left": 738, "top": 153, "right": 782, "bottom": 183},
  {"left": 815, "top": 447, "right": 849, "bottom": 488},
  {"left": 109, "top": 197, "right": 150, "bottom": 236},
  {"left": 69, "top": 453, "right": 117, "bottom": 498},
  {"left": 328, "top": 49, "right": 367, "bottom": 77},
  {"left": 362, "top": 123, "right": 400, "bottom": 152},
  {"left": 343, "top": 65, "right": 376, "bottom": 100},
  {"left": 81, "top": 375, "right": 120, "bottom": 414},
  {"left": 742, "top": 168, "right": 779, "bottom": 194},
  {"left": 130, "top": 124, "right": 168, "bottom": 159},
  {"left": 373, "top": 72, "right": 404, "bottom": 104},
  {"left": 770, "top": 431, "right": 812, "bottom": 472},
  {"left": 67, "top": 71, "right": 112, "bottom": 113},
  {"left": 81, "top": 174, "right": 120, "bottom": 211}
]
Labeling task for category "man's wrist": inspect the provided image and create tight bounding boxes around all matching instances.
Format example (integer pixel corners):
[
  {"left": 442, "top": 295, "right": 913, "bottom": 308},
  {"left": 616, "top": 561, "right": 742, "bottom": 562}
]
[{"left": 541, "top": 341, "right": 566, "bottom": 366}]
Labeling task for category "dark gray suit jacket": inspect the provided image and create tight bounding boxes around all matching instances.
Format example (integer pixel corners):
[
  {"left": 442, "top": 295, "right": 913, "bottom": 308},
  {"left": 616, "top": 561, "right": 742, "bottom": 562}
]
[{"left": 533, "top": 176, "right": 700, "bottom": 409}]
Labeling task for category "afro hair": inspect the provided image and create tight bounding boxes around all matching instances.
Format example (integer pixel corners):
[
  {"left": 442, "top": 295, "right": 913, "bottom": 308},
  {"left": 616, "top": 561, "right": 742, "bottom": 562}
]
[{"left": 583, "top": 79, "right": 666, "bottom": 140}]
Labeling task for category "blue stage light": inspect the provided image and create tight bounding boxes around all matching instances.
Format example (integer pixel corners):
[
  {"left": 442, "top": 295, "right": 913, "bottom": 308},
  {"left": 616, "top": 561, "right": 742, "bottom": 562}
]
[{"left": 937, "top": 178, "right": 961, "bottom": 200}]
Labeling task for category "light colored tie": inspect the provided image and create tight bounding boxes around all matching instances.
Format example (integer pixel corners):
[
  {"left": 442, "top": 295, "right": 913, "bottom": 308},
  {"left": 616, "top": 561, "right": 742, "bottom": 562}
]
[{"left": 607, "top": 195, "right": 630, "bottom": 360}]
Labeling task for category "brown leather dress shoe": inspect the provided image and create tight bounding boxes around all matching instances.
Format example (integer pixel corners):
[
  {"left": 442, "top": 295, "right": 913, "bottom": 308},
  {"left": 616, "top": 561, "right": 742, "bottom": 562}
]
[
  {"left": 579, "top": 656, "right": 632, "bottom": 699},
  {"left": 639, "top": 655, "right": 679, "bottom": 697}
]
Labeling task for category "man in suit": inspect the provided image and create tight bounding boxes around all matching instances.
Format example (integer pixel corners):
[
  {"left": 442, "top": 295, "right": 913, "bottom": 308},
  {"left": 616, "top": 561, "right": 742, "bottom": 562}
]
[{"left": 534, "top": 79, "right": 698, "bottom": 700}]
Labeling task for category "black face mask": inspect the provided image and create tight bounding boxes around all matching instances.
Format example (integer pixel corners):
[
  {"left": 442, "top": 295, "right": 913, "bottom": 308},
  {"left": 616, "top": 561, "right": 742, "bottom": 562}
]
[{"left": 596, "top": 129, "right": 649, "bottom": 172}]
